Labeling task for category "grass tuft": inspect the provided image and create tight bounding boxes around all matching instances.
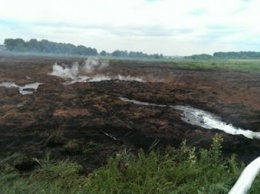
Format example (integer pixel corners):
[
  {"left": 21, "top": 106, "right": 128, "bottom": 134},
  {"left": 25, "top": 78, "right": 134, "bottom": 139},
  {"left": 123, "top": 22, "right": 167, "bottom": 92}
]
[{"left": 1, "top": 135, "right": 260, "bottom": 193}]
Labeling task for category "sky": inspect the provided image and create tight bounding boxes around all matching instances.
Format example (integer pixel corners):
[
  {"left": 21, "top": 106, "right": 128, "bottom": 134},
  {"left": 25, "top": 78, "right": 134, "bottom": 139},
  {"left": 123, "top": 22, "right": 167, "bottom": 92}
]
[{"left": 0, "top": 0, "right": 259, "bottom": 56}]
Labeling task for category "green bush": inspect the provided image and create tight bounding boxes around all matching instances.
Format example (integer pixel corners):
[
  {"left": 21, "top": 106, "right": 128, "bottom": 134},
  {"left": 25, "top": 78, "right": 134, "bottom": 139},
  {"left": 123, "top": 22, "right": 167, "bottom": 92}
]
[
  {"left": 83, "top": 135, "right": 239, "bottom": 193},
  {"left": 1, "top": 135, "right": 259, "bottom": 194}
]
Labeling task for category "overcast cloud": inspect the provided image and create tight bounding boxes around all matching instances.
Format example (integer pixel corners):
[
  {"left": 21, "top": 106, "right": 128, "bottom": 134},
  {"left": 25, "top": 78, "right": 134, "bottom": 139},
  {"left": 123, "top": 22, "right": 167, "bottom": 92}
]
[{"left": 0, "top": 0, "right": 259, "bottom": 55}]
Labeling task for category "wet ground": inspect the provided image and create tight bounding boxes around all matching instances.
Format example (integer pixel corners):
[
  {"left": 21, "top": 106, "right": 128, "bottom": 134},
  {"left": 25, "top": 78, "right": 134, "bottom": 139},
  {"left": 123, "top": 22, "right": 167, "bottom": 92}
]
[{"left": 0, "top": 53, "right": 260, "bottom": 173}]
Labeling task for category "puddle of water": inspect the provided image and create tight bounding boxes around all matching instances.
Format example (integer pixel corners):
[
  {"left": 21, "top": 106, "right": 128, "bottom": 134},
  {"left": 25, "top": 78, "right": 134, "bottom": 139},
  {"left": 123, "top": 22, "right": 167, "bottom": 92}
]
[
  {"left": 119, "top": 97, "right": 260, "bottom": 139},
  {"left": 19, "top": 82, "right": 42, "bottom": 95},
  {"left": 0, "top": 82, "right": 18, "bottom": 88},
  {"left": 0, "top": 82, "right": 42, "bottom": 95}
]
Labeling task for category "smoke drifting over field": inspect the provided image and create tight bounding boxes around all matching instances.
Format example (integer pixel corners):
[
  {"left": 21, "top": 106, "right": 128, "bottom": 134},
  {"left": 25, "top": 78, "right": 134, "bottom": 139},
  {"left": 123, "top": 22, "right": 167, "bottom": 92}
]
[
  {"left": 83, "top": 57, "right": 109, "bottom": 73},
  {"left": 49, "top": 57, "right": 144, "bottom": 83}
]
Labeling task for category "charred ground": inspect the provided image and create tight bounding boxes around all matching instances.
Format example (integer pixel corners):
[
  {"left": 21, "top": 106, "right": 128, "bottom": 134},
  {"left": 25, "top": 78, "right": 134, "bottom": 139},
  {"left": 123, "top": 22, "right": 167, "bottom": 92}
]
[{"left": 0, "top": 54, "right": 260, "bottom": 173}]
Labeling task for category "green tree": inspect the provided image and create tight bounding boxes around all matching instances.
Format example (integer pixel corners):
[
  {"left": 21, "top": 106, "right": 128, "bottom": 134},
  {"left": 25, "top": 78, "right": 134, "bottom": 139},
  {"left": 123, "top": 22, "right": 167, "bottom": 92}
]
[
  {"left": 4, "top": 38, "right": 26, "bottom": 51},
  {"left": 100, "top": 50, "right": 107, "bottom": 56}
]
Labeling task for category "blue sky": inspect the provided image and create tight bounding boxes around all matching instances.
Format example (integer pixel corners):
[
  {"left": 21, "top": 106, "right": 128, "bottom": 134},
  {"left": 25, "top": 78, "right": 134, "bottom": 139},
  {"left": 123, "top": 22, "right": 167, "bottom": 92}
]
[{"left": 0, "top": 0, "right": 259, "bottom": 55}]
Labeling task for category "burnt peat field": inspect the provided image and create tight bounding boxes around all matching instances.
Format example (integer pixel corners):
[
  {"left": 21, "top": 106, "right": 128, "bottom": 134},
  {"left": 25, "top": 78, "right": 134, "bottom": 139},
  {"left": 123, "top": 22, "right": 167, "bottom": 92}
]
[{"left": 0, "top": 54, "right": 260, "bottom": 193}]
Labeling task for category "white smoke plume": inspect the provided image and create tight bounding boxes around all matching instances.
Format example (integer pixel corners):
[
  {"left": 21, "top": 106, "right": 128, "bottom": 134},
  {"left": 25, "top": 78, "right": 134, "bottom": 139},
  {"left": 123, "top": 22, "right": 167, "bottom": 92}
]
[
  {"left": 83, "top": 57, "right": 109, "bottom": 73},
  {"left": 49, "top": 57, "right": 144, "bottom": 83},
  {"left": 50, "top": 62, "right": 80, "bottom": 80}
]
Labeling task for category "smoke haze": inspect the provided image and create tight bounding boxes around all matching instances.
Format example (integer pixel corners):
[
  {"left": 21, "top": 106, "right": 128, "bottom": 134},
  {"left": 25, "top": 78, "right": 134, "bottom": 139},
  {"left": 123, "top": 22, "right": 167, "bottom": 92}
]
[{"left": 49, "top": 57, "right": 144, "bottom": 83}]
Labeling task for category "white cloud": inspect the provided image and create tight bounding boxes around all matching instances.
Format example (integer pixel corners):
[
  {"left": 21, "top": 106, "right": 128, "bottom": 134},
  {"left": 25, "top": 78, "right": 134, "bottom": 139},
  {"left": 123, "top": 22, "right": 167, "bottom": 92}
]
[{"left": 0, "top": 0, "right": 259, "bottom": 55}]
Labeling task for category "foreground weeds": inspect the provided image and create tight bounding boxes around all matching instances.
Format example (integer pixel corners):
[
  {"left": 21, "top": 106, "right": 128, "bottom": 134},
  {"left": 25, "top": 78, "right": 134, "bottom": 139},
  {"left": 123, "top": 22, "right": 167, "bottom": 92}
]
[{"left": 1, "top": 135, "right": 260, "bottom": 194}]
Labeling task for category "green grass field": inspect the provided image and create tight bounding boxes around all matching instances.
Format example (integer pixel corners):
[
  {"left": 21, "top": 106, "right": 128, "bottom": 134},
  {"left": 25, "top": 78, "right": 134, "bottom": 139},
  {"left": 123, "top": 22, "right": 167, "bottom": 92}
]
[
  {"left": 107, "top": 57, "right": 260, "bottom": 73},
  {"left": 171, "top": 59, "right": 260, "bottom": 73}
]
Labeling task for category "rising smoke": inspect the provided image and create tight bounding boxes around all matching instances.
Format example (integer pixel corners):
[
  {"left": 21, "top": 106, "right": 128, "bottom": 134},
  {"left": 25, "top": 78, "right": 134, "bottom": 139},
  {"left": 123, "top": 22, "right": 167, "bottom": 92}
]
[
  {"left": 49, "top": 57, "right": 144, "bottom": 83},
  {"left": 83, "top": 57, "right": 109, "bottom": 73}
]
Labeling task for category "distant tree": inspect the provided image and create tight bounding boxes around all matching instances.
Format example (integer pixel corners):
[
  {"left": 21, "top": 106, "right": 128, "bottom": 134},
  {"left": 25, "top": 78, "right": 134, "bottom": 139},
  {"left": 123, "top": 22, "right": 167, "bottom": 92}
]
[
  {"left": 65, "top": 43, "right": 77, "bottom": 54},
  {"left": 86, "top": 47, "right": 98, "bottom": 56},
  {"left": 38, "top": 39, "right": 51, "bottom": 53},
  {"left": 129, "top": 51, "right": 147, "bottom": 58},
  {"left": 4, "top": 39, "right": 16, "bottom": 50},
  {"left": 26, "top": 39, "right": 39, "bottom": 52},
  {"left": 74, "top": 45, "right": 97, "bottom": 56},
  {"left": 184, "top": 52, "right": 260, "bottom": 59},
  {"left": 16, "top": 39, "right": 26, "bottom": 51},
  {"left": 4, "top": 38, "right": 26, "bottom": 51},
  {"left": 112, "top": 50, "right": 128, "bottom": 57},
  {"left": 149, "top": 53, "right": 164, "bottom": 59},
  {"left": 75, "top": 45, "right": 86, "bottom": 55},
  {"left": 100, "top": 50, "right": 107, "bottom": 56},
  {"left": 152, "top": 54, "right": 160, "bottom": 59},
  {"left": 184, "top": 54, "right": 212, "bottom": 60},
  {"left": 4, "top": 38, "right": 98, "bottom": 56},
  {"left": 111, "top": 49, "right": 164, "bottom": 59},
  {"left": 213, "top": 51, "right": 260, "bottom": 59}
]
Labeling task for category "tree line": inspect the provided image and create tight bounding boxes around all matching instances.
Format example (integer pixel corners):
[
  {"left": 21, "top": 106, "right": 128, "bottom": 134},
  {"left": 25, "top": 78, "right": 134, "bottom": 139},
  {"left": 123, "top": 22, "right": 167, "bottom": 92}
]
[
  {"left": 3, "top": 38, "right": 164, "bottom": 59},
  {"left": 109, "top": 50, "right": 163, "bottom": 59},
  {"left": 213, "top": 51, "right": 260, "bottom": 59},
  {"left": 4, "top": 38, "right": 98, "bottom": 56},
  {"left": 185, "top": 51, "right": 260, "bottom": 60}
]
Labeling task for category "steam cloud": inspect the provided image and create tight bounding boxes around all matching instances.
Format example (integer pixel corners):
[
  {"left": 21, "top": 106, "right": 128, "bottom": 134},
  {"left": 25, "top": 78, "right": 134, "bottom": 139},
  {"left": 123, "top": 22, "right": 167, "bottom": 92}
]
[
  {"left": 83, "top": 57, "right": 109, "bottom": 72},
  {"left": 49, "top": 57, "right": 144, "bottom": 83}
]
